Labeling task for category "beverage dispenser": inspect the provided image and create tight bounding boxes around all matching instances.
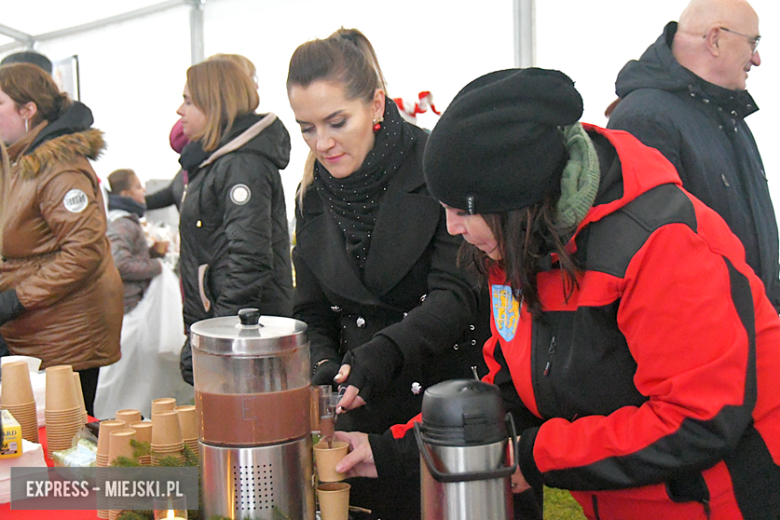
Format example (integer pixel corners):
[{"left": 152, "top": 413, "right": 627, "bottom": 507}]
[{"left": 191, "top": 308, "right": 314, "bottom": 520}]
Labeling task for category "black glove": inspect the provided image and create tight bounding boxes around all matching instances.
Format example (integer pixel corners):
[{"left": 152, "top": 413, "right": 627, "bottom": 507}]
[
  {"left": 341, "top": 336, "right": 403, "bottom": 403},
  {"left": 311, "top": 359, "right": 341, "bottom": 388},
  {"left": 0, "top": 289, "right": 25, "bottom": 327},
  {"left": 180, "top": 337, "right": 193, "bottom": 386}
]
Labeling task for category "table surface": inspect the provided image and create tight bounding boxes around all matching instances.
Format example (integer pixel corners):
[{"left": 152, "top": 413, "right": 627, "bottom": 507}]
[{"left": 1, "top": 422, "right": 98, "bottom": 519}]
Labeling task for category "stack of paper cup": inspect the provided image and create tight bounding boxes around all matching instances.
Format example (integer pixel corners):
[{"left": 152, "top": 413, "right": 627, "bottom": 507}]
[
  {"left": 44, "top": 365, "right": 84, "bottom": 458},
  {"left": 129, "top": 421, "right": 153, "bottom": 466},
  {"left": 0, "top": 361, "right": 39, "bottom": 442},
  {"left": 107, "top": 429, "right": 137, "bottom": 520},
  {"left": 175, "top": 405, "right": 198, "bottom": 459},
  {"left": 72, "top": 372, "right": 88, "bottom": 425},
  {"left": 96, "top": 420, "right": 127, "bottom": 519},
  {"left": 151, "top": 397, "right": 176, "bottom": 415},
  {"left": 151, "top": 410, "right": 184, "bottom": 465}
]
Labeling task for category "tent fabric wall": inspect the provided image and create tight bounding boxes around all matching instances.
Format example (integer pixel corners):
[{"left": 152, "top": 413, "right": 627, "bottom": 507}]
[{"left": 0, "top": 0, "right": 776, "bottom": 222}]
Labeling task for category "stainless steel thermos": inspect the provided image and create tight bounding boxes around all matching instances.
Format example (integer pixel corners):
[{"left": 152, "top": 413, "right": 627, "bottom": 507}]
[{"left": 415, "top": 379, "right": 517, "bottom": 520}]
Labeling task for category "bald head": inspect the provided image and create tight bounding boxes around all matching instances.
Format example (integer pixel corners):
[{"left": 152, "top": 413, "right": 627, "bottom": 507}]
[
  {"left": 678, "top": 0, "right": 757, "bottom": 35},
  {"left": 673, "top": 0, "right": 761, "bottom": 90}
]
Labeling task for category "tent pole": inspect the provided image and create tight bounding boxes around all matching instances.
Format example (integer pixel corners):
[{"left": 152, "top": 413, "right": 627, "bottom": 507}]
[
  {"left": 189, "top": 0, "right": 206, "bottom": 65},
  {"left": 513, "top": 0, "right": 536, "bottom": 68}
]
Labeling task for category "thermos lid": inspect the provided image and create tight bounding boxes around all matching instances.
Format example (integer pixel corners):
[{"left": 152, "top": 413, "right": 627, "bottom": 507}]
[
  {"left": 190, "top": 308, "right": 308, "bottom": 355},
  {"left": 420, "top": 379, "right": 507, "bottom": 446}
]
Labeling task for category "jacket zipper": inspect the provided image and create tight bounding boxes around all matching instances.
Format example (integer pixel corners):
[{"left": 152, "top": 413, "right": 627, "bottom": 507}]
[{"left": 543, "top": 336, "right": 557, "bottom": 376}]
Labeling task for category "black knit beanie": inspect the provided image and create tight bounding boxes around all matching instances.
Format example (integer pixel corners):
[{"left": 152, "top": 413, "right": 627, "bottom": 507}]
[{"left": 423, "top": 68, "right": 583, "bottom": 214}]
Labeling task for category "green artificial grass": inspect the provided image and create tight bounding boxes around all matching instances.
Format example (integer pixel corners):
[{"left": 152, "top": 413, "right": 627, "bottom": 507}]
[{"left": 544, "top": 487, "right": 587, "bottom": 520}]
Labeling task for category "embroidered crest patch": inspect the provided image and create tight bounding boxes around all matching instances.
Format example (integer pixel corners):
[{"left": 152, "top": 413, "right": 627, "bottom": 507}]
[
  {"left": 492, "top": 284, "right": 520, "bottom": 342},
  {"left": 63, "top": 189, "right": 88, "bottom": 213},
  {"left": 230, "top": 184, "right": 251, "bottom": 205}
]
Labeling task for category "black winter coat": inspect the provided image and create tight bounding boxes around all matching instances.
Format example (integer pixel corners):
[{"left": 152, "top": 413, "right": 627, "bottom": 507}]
[
  {"left": 609, "top": 22, "right": 780, "bottom": 310},
  {"left": 293, "top": 127, "right": 488, "bottom": 435},
  {"left": 179, "top": 114, "right": 293, "bottom": 330}
]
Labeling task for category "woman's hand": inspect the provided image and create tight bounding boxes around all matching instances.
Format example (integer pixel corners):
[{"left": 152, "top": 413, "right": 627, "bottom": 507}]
[
  {"left": 333, "top": 338, "right": 404, "bottom": 410},
  {"left": 334, "top": 364, "right": 366, "bottom": 411},
  {"left": 333, "top": 431, "right": 378, "bottom": 478}
]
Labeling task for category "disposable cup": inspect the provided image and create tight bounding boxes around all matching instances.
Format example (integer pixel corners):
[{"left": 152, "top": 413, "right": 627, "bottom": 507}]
[
  {"left": 151, "top": 410, "right": 182, "bottom": 446},
  {"left": 317, "top": 482, "right": 350, "bottom": 520},
  {"left": 0, "top": 361, "right": 35, "bottom": 405},
  {"left": 129, "top": 421, "right": 152, "bottom": 444},
  {"left": 116, "top": 409, "right": 142, "bottom": 425},
  {"left": 97, "top": 420, "right": 128, "bottom": 457},
  {"left": 108, "top": 429, "right": 137, "bottom": 465},
  {"left": 151, "top": 398, "right": 176, "bottom": 415},
  {"left": 313, "top": 440, "right": 349, "bottom": 483},
  {"left": 174, "top": 405, "right": 197, "bottom": 440},
  {"left": 45, "top": 365, "right": 80, "bottom": 411},
  {"left": 72, "top": 372, "right": 87, "bottom": 423}
]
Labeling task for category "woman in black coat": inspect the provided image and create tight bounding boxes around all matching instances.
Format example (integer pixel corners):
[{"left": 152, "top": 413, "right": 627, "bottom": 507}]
[
  {"left": 176, "top": 58, "right": 293, "bottom": 384},
  {"left": 287, "top": 27, "right": 487, "bottom": 520}
]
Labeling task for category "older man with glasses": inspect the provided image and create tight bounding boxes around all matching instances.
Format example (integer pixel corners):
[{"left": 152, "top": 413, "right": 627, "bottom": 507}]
[{"left": 607, "top": 0, "right": 780, "bottom": 311}]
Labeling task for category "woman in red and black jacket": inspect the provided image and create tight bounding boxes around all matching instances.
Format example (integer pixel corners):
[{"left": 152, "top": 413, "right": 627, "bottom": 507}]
[{"left": 334, "top": 68, "right": 780, "bottom": 520}]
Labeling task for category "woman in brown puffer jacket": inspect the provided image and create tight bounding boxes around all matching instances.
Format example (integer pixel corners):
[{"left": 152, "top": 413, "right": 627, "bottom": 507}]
[{"left": 0, "top": 63, "right": 123, "bottom": 415}]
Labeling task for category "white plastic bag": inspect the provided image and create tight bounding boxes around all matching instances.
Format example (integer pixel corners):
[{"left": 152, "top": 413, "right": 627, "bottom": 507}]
[{"left": 93, "top": 264, "right": 193, "bottom": 419}]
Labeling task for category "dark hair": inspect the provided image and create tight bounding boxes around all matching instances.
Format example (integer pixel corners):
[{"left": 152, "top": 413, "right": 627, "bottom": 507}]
[
  {"left": 1, "top": 51, "right": 53, "bottom": 74},
  {"left": 0, "top": 63, "right": 70, "bottom": 126},
  {"left": 286, "top": 27, "right": 387, "bottom": 102},
  {"left": 461, "top": 190, "right": 581, "bottom": 318},
  {"left": 108, "top": 169, "right": 138, "bottom": 194},
  {"left": 286, "top": 28, "right": 388, "bottom": 204}
]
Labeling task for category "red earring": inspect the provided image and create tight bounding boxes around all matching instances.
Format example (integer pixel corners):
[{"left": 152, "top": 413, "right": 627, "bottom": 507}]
[{"left": 373, "top": 118, "right": 383, "bottom": 132}]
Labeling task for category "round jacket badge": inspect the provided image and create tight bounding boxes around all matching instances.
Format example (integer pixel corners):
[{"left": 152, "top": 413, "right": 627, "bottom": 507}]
[
  {"left": 63, "top": 189, "right": 88, "bottom": 213},
  {"left": 230, "top": 184, "right": 251, "bottom": 205}
]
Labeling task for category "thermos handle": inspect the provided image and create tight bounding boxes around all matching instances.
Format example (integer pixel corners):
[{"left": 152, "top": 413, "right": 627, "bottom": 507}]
[{"left": 414, "top": 412, "right": 519, "bottom": 483}]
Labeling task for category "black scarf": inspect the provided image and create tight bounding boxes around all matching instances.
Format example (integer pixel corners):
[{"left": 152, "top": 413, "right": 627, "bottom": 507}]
[
  {"left": 108, "top": 194, "right": 146, "bottom": 218},
  {"left": 313, "top": 98, "right": 416, "bottom": 275}
]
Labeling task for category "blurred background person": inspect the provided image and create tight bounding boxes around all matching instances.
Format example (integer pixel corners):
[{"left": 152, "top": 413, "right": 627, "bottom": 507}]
[
  {"left": 0, "top": 63, "right": 122, "bottom": 415},
  {"left": 176, "top": 58, "right": 293, "bottom": 385},
  {"left": 106, "top": 168, "right": 163, "bottom": 313},
  {"left": 287, "top": 27, "right": 487, "bottom": 520}
]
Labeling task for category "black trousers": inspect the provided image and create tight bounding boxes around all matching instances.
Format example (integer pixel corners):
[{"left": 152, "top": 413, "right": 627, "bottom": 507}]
[{"left": 76, "top": 367, "right": 100, "bottom": 418}]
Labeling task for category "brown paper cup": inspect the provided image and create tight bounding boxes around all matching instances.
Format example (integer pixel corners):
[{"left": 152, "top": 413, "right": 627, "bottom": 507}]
[
  {"left": 151, "top": 410, "right": 182, "bottom": 445},
  {"left": 151, "top": 397, "right": 176, "bottom": 415},
  {"left": 0, "top": 361, "right": 35, "bottom": 405},
  {"left": 45, "top": 365, "right": 80, "bottom": 411},
  {"left": 115, "top": 409, "right": 142, "bottom": 425},
  {"left": 174, "top": 405, "right": 197, "bottom": 440},
  {"left": 129, "top": 421, "right": 152, "bottom": 444},
  {"left": 108, "top": 429, "right": 137, "bottom": 465},
  {"left": 72, "top": 372, "right": 87, "bottom": 422},
  {"left": 313, "top": 440, "right": 349, "bottom": 483},
  {"left": 97, "top": 420, "right": 128, "bottom": 458},
  {"left": 317, "top": 482, "right": 350, "bottom": 520}
]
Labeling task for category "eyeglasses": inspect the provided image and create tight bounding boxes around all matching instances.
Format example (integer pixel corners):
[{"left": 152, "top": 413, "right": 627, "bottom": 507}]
[{"left": 719, "top": 27, "right": 761, "bottom": 53}]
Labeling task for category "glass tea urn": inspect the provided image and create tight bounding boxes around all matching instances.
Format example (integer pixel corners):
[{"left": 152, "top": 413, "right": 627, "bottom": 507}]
[{"left": 191, "top": 308, "right": 314, "bottom": 520}]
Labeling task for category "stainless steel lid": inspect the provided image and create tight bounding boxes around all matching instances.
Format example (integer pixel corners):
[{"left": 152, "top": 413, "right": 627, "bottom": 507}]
[{"left": 190, "top": 308, "right": 308, "bottom": 356}]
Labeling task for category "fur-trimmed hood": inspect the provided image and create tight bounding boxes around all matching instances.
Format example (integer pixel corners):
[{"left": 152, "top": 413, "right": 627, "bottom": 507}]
[
  {"left": 17, "top": 128, "right": 105, "bottom": 179},
  {"left": 16, "top": 101, "right": 105, "bottom": 179}
]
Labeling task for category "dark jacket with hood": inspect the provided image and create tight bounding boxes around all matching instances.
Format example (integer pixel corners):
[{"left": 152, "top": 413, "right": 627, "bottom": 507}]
[
  {"left": 0, "top": 102, "right": 123, "bottom": 370},
  {"left": 177, "top": 112, "right": 293, "bottom": 333},
  {"left": 608, "top": 22, "right": 780, "bottom": 310}
]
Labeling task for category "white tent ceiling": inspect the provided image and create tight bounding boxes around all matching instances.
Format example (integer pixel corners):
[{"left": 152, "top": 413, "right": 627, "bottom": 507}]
[{"left": 0, "top": 1, "right": 177, "bottom": 50}]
